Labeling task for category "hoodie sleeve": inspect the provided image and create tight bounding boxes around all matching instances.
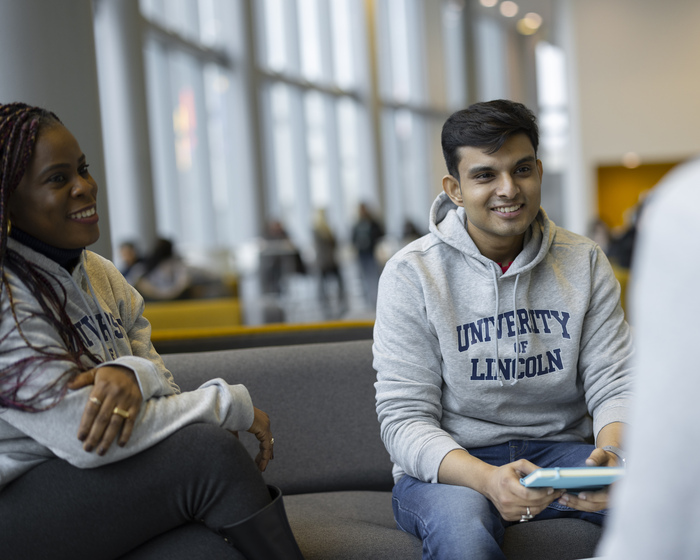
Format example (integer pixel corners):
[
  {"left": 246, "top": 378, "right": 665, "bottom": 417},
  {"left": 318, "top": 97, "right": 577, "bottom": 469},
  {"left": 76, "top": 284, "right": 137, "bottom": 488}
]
[
  {"left": 86, "top": 253, "right": 180, "bottom": 399},
  {"left": 0, "top": 379, "right": 254, "bottom": 469},
  {"left": 373, "top": 258, "right": 463, "bottom": 484},
  {"left": 577, "top": 245, "right": 634, "bottom": 440}
]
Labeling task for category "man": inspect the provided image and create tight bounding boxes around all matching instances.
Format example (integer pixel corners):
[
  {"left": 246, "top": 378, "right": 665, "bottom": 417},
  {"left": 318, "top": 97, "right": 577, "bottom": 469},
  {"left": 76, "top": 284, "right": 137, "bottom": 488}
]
[{"left": 373, "top": 100, "right": 633, "bottom": 559}]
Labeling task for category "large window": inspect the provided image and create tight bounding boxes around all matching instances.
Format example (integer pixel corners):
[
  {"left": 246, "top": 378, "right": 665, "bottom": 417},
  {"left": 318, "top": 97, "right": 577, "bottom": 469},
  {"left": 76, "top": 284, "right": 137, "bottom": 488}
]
[
  {"left": 139, "top": 0, "right": 470, "bottom": 256},
  {"left": 140, "top": 0, "right": 257, "bottom": 262}
]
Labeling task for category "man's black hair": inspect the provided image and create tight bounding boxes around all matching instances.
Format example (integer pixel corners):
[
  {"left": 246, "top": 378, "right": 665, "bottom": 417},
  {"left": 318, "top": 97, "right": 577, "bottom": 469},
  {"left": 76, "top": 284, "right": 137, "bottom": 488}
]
[{"left": 441, "top": 99, "right": 539, "bottom": 181}]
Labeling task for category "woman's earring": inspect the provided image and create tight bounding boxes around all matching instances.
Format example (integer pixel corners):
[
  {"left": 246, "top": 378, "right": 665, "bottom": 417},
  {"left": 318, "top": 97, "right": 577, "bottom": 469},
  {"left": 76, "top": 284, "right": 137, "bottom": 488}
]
[{"left": 6, "top": 219, "right": 11, "bottom": 235}]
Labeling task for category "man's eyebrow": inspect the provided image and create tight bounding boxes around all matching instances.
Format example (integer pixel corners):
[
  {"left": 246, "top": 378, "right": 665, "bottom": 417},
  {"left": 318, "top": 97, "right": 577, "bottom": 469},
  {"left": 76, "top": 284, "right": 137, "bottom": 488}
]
[
  {"left": 467, "top": 164, "right": 496, "bottom": 176},
  {"left": 467, "top": 155, "right": 536, "bottom": 176}
]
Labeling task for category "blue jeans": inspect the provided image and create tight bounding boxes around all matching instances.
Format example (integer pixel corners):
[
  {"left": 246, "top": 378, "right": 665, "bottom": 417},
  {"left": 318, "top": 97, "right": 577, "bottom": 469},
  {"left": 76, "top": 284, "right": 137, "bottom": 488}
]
[{"left": 392, "top": 440, "right": 607, "bottom": 560}]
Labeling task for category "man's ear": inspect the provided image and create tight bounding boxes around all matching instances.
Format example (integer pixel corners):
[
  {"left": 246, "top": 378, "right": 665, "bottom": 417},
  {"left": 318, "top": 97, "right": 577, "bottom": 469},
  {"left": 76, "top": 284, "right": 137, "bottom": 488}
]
[{"left": 442, "top": 175, "right": 463, "bottom": 207}]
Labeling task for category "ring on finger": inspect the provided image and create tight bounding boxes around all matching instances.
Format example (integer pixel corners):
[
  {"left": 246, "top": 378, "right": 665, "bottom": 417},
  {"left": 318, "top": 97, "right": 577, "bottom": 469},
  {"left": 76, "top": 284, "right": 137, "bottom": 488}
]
[
  {"left": 112, "top": 407, "right": 130, "bottom": 419},
  {"left": 519, "top": 507, "right": 534, "bottom": 523},
  {"left": 89, "top": 396, "right": 102, "bottom": 407}
]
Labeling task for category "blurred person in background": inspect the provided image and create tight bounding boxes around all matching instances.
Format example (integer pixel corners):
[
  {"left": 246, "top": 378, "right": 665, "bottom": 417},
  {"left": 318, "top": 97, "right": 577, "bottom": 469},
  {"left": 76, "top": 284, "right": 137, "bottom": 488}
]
[
  {"left": 352, "top": 202, "right": 383, "bottom": 308},
  {"left": 313, "top": 208, "right": 345, "bottom": 318}
]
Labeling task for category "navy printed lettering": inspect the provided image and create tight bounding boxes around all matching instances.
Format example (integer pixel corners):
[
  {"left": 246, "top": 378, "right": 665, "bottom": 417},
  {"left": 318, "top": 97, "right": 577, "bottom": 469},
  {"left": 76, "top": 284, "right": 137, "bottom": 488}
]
[
  {"left": 517, "top": 309, "right": 533, "bottom": 334},
  {"left": 549, "top": 311, "right": 571, "bottom": 339}
]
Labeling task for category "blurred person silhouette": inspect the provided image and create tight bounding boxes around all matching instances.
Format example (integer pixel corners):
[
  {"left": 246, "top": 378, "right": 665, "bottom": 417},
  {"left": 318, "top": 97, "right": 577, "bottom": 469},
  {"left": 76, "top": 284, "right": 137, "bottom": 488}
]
[
  {"left": 259, "top": 220, "right": 304, "bottom": 296},
  {"left": 587, "top": 218, "right": 611, "bottom": 254},
  {"left": 118, "top": 240, "right": 142, "bottom": 282},
  {"left": 402, "top": 219, "right": 423, "bottom": 246},
  {"left": 351, "top": 202, "right": 383, "bottom": 307},
  {"left": 606, "top": 193, "right": 649, "bottom": 270},
  {"left": 312, "top": 209, "right": 345, "bottom": 317},
  {"left": 131, "top": 238, "right": 192, "bottom": 301},
  {"left": 597, "top": 157, "right": 700, "bottom": 560}
]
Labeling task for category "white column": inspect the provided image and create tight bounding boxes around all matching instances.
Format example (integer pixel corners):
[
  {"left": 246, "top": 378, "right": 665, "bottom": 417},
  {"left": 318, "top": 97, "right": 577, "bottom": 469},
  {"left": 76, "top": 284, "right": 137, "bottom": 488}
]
[
  {"left": 0, "top": 0, "right": 112, "bottom": 258},
  {"left": 93, "top": 0, "right": 158, "bottom": 257}
]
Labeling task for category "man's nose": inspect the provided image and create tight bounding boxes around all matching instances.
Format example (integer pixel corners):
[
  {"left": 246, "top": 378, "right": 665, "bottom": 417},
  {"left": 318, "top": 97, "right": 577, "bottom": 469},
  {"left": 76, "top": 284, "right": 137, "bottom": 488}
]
[{"left": 496, "top": 174, "right": 519, "bottom": 198}]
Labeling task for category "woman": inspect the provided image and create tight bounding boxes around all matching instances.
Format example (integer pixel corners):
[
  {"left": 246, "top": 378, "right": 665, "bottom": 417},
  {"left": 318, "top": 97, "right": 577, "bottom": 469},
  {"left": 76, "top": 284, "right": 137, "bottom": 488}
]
[{"left": 0, "top": 103, "right": 304, "bottom": 559}]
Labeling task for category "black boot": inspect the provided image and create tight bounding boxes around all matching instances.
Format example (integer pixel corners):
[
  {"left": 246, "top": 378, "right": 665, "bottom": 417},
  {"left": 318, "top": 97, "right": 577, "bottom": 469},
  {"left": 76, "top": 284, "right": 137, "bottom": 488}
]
[{"left": 218, "top": 485, "right": 305, "bottom": 559}]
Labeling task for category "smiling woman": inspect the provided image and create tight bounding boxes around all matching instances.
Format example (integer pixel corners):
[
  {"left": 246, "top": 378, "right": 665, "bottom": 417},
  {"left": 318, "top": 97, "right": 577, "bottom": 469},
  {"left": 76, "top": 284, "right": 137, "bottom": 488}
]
[{"left": 0, "top": 103, "right": 303, "bottom": 559}]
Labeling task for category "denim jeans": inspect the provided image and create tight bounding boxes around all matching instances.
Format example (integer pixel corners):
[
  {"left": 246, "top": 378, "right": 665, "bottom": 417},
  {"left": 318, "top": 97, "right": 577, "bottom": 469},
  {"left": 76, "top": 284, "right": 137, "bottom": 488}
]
[{"left": 392, "top": 440, "right": 607, "bottom": 560}]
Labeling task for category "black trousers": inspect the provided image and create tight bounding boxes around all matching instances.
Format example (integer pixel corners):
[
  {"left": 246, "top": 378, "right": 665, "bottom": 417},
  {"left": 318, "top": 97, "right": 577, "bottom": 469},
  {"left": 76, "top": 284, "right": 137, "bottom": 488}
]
[{"left": 0, "top": 424, "right": 271, "bottom": 559}]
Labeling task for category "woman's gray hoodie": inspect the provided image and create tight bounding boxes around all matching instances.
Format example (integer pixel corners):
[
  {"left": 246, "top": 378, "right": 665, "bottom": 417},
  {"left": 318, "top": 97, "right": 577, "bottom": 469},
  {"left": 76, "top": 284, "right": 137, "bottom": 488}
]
[
  {"left": 374, "top": 193, "right": 633, "bottom": 484},
  {"left": 0, "top": 239, "right": 254, "bottom": 492}
]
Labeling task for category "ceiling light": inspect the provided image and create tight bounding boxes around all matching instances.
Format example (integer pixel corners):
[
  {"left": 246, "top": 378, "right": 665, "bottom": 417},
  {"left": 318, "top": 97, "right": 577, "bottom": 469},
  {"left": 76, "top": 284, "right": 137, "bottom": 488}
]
[{"left": 500, "top": 1, "right": 518, "bottom": 17}]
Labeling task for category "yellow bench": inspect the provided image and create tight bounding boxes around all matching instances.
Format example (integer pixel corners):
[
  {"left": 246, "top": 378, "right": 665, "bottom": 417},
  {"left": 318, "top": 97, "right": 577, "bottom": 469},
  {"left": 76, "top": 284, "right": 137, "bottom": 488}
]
[{"left": 143, "top": 297, "right": 243, "bottom": 333}]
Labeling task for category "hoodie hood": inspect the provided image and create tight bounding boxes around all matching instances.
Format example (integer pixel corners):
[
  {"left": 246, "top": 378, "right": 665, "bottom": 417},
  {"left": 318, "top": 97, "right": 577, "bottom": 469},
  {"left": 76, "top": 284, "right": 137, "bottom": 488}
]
[
  {"left": 427, "top": 192, "right": 556, "bottom": 386},
  {"left": 428, "top": 191, "right": 554, "bottom": 278}
]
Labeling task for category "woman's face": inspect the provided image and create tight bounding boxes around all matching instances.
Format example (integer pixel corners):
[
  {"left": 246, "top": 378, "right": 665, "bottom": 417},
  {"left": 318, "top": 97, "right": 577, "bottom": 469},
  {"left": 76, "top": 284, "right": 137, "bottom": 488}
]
[{"left": 8, "top": 124, "right": 100, "bottom": 249}]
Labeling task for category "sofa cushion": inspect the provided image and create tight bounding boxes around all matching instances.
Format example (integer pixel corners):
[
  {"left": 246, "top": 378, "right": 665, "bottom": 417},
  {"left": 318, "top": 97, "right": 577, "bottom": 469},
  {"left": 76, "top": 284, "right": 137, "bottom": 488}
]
[
  {"left": 284, "top": 491, "right": 601, "bottom": 560},
  {"left": 284, "top": 491, "right": 422, "bottom": 560},
  {"left": 163, "top": 340, "right": 394, "bottom": 495}
]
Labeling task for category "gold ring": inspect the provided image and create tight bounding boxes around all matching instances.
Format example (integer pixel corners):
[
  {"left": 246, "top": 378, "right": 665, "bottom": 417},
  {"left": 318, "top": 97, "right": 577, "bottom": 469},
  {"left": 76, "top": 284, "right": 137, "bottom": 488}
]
[
  {"left": 89, "top": 396, "right": 102, "bottom": 407},
  {"left": 112, "top": 407, "right": 130, "bottom": 419}
]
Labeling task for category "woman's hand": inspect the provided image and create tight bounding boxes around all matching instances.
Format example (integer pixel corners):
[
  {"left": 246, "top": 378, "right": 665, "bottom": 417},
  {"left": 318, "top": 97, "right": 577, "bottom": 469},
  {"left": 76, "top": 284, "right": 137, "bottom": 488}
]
[
  {"left": 246, "top": 407, "right": 275, "bottom": 472},
  {"left": 67, "top": 365, "right": 143, "bottom": 455}
]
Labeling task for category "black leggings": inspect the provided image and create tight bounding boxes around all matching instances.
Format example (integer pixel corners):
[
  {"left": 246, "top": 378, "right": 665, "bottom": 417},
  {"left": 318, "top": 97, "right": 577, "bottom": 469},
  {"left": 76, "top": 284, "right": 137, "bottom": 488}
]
[{"left": 0, "top": 424, "right": 271, "bottom": 559}]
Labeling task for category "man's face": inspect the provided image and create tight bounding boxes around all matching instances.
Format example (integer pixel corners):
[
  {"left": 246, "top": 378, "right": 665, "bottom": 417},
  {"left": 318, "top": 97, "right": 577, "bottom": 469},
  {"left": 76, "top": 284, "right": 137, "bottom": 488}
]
[{"left": 443, "top": 133, "right": 542, "bottom": 260}]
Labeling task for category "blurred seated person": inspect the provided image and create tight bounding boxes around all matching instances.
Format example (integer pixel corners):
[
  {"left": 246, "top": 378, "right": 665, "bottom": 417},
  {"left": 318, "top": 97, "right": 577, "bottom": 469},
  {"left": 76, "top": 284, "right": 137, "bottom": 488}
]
[
  {"left": 118, "top": 240, "right": 142, "bottom": 281},
  {"left": 130, "top": 238, "right": 192, "bottom": 301}
]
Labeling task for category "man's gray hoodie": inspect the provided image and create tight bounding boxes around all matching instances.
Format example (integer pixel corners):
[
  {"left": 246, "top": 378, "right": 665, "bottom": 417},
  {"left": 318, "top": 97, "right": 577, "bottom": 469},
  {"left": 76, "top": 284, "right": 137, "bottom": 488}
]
[
  {"left": 373, "top": 193, "right": 633, "bottom": 484},
  {"left": 0, "top": 239, "right": 254, "bottom": 492}
]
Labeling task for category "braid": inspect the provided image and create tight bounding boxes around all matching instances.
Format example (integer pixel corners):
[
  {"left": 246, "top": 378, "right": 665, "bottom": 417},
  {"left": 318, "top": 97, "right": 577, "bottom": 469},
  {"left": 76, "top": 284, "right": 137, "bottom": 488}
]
[
  {"left": 0, "top": 103, "right": 99, "bottom": 412},
  {"left": 0, "top": 103, "right": 61, "bottom": 275}
]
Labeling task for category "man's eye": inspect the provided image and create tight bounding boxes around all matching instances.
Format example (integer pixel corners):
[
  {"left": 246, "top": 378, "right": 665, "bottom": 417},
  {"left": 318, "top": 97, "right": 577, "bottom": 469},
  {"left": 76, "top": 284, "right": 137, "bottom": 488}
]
[
  {"left": 516, "top": 166, "right": 531, "bottom": 174},
  {"left": 79, "top": 164, "right": 90, "bottom": 176}
]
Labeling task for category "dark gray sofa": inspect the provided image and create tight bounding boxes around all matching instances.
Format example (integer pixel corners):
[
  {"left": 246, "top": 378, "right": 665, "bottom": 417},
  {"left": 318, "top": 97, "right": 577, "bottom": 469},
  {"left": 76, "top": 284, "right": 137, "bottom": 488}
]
[{"left": 162, "top": 340, "right": 602, "bottom": 560}]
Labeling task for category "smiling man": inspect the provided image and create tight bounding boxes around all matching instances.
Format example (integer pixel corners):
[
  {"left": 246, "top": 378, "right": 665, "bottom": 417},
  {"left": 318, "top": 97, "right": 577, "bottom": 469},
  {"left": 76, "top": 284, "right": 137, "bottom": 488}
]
[{"left": 373, "top": 100, "right": 633, "bottom": 560}]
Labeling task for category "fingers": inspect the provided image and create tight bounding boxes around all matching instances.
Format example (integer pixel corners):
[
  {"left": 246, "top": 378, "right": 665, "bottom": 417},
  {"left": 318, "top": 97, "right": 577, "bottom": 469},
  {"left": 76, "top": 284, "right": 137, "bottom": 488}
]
[
  {"left": 585, "top": 447, "right": 613, "bottom": 466},
  {"left": 66, "top": 369, "right": 96, "bottom": 390},
  {"left": 76, "top": 366, "right": 143, "bottom": 455},
  {"left": 79, "top": 402, "right": 139, "bottom": 455},
  {"left": 255, "top": 435, "right": 275, "bottom": 472},
  {"left": 500, "top": 488, "right": 565, "bottom": 522},
  {"left": 247, "top": 408, "right": 275, "bottom": 471},
  {"left": 559, "top": 488, "right": 609, "bottom": 512}
]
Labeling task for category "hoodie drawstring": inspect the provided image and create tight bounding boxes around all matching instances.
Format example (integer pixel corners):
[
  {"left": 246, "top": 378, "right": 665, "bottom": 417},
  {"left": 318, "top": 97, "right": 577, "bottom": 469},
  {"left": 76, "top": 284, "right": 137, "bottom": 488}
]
[
  {"left": 490, "top": 264, "right": 521, "bottom": 386},
  {"left": 490, "top": 264, "right": 503, "bottom": 387}
]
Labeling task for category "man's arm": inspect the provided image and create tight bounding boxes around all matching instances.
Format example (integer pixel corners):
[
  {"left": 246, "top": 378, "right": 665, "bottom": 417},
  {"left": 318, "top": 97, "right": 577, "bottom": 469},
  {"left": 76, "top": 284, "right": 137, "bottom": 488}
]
[{"left": 438, "top": 449, "right": 564, "bottom": 522}]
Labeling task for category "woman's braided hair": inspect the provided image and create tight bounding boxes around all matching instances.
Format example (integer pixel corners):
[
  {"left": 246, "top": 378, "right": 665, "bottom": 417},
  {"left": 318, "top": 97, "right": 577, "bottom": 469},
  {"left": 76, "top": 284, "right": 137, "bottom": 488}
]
[{"left": 0, "top": 102, "right": 101, "bottom": 411}]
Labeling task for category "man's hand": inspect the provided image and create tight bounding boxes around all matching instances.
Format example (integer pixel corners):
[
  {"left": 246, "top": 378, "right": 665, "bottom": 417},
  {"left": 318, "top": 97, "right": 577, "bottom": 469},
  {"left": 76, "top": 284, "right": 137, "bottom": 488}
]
[
  {"left": 557, "top": 445, "right": 618, "bottom": 512},
  {"left": 482, "top": 459, "right": 564, "bottom": 522},
  {"left": 67, "top": 366, "right": 143, "bottom": 455}
]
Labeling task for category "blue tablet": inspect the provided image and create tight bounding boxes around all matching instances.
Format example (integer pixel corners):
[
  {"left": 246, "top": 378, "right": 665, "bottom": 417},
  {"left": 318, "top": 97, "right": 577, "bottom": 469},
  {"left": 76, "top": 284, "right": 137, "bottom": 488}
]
[{"left": 520, "top": 467, "right": 625, "bottom": 490}]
